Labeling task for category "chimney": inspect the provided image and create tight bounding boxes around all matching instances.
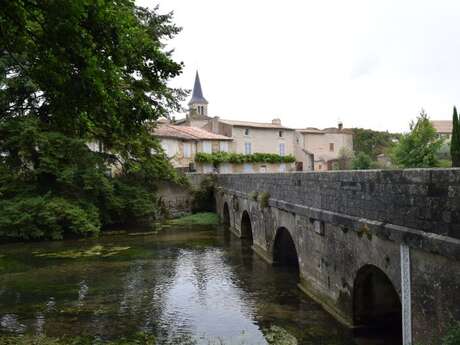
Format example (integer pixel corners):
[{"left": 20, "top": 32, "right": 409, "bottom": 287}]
[
  {"left": 338, "top": 121, "right": 343, "bottom": 130},
  {"left": 212, "top": 116, "right": 220, "bottom": 133},
  {"left": 272, "top": 118, "right": 281, "bottom": 125}
]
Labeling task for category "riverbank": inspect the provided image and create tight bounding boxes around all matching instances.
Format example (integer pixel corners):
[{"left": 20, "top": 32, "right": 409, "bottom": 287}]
[{"left": 165, "top": 212, "right": 219, "bottom": 226}]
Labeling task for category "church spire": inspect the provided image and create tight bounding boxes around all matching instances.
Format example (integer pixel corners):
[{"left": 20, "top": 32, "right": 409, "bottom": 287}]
[{"left": 188, "top": 71, "right": 208, "bottom": 117}]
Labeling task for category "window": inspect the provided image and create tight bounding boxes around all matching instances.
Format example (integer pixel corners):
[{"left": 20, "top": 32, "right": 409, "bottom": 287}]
[
  {"left": 219, "top": 141, "right": 229, "bottom": 152},
  {"left": 183, "top": 142, "right": 191, "bottom": 158},
  {"left": 244, "top": 142, "right": 252, "bottom": 154},
  {"left": 243, "top": 163, "right": 252, "bottom": 173},
  {"left": 260, "top": 165, "right": 267, "bottom": 173},
  {"left": 279, "top": 143, "right": 285, "bottom": 156},
  {"left": 280, "top": 163, "right": 286, "bottom": 172},
  {"left": 161, "top": 141, "right": 169, "bottom": 156},
  {"left": 329, "top": 143, "right": 334, "bottom": 152},
  {"left": 279, "top": 131, "right": 283, "bottom": 137},
  {"left": 202, "top": 141, "right": 212, "bottom": 153},
  {"left": 244, "top": 128, "right": 250, "bottom": 136}
]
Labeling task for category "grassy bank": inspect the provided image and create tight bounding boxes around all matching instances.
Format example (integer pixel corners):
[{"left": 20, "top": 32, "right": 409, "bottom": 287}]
[{"left": 166, "top": 212, "right": 219, "bottom": 226}]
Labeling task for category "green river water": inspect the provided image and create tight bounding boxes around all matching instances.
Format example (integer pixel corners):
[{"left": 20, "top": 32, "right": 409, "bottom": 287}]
[{"left": 0, "top": 224, "right": 395, "bottom": 344}]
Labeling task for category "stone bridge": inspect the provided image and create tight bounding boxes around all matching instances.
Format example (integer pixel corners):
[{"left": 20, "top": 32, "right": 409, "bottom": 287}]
[{"left": 212, "top": 169, "right": 460, "bottom": 345}]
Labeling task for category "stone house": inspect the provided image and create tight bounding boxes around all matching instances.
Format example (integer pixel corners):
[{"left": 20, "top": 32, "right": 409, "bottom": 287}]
[
  {"left": 295, "top": 124, "right": 353, "bottom": 171},
  {"left": 174, "top": 72, "right": 296, "bottom": 173},
  {"left": 173, "top": 71, "right": 355, "bottom": 172},
  {"left": 153, "top": 124, "right": 232, "bottom": 172},
  {"left": 431, "top": 120, "right": 452, "bottom": 141}
]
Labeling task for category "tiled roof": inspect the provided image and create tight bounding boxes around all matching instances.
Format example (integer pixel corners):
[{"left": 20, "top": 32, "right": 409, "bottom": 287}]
[
  {"left": 431, "top": 120, "right": 452, "bottom": 134},
  {"left": 297, "top": 127, "right": 353, "bottom": 134},
  {"left": 218, "top": 119, "right": 293, "bottom": 130},
  {"left": 153, "top": 124, "right": 232, "bottom": 141}
]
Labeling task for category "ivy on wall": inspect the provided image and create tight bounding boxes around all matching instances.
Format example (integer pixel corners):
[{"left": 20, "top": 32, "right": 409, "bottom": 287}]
[{"left": 195, "top": 152, "right": 296, "bottom": 165}]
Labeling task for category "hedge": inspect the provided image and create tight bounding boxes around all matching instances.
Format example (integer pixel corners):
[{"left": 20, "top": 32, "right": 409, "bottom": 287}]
[{"left": 195, "top": 152, "right": 296, "bottom": 165}]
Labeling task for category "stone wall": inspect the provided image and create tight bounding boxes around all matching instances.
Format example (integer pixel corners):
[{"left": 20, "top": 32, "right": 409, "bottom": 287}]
[
  {"left": 214, "top": 169, "right": 460, "bottom": 345},
  {"left": 216, "top": 169, "right": 460, "bottom": 241}
]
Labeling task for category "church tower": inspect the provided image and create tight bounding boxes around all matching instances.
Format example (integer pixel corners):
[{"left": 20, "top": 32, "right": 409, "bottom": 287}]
[{"left": 188, "top": 71, "right": 208, "bottom": 118}]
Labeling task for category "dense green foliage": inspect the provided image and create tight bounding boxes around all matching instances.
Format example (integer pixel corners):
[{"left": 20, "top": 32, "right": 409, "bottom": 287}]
[
  {"left": 191, "top": 176, "right": 215, "bottom": 212},
  {"left": 352, "top": 128, "right": 399, "bottom": 160},
  {"left": 195, "top": 152, "right": 296, "bottom": 165},
  {"left": 352, "top": 152, "right": 373, "bottom": 170},
  {"left": 392, "top": 110, "right": 443, "bottom": 168},
  {"left": 0, "top": 1, "right": 185, "bottom": 240},
  {"left": 451, "top": 106, "right": 460, "bottom": 167},
  {"left": 442, "top": 323, "right": 460, "bottom": 345}
]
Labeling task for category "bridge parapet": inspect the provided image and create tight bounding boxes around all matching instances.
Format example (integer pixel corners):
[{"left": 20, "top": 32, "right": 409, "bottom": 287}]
[{"left": 213, "top": 169, "right": 460, "bottom": 345}]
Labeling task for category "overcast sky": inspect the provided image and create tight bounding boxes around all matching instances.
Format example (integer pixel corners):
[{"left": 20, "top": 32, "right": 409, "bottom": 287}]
[{"left": 137, "top": 0, "right": 460, "bottom": 132}]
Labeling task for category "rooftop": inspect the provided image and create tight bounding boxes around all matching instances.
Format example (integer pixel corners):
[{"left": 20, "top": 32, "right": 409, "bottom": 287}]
[
  {"left": 153, "top": 124, "right": 232, "bottom": 141},
  {"left": 431, "top": 120, "right": 452, "bottom": 134},
  {"left": 188, "top": 71, "right": 208, "bottom": 105},
  {"left": 218, "top": 119, "right": 293, "bottom": 130},
  {"left": 297, "top": 127, "right": 353, "bottom": 134}
]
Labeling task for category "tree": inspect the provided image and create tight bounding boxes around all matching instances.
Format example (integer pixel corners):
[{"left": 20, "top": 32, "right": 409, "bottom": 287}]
[
  {"left": 352, "top": 128, "right": 400, "bottom": 160},
  {"left": 451, "top": 106, "right": 460, "bottom": 167},
  {"left": 392, "top": 110, "right": 443, "bottom": 168},
  {"left": 0, "top": 1, "right": 185, "bottom": 240},
  {"left": 352, "top": 152, "right": 372, "bottom": 170}
]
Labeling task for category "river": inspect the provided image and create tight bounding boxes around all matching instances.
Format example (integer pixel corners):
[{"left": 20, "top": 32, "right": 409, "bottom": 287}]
[{"left": 0, "top": 223, "right": 394, "bottom": 344}]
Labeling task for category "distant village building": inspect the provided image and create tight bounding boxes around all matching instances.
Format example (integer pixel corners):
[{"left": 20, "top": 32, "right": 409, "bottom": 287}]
[
  {"left": 431, "top": 120, "right": 452, "bottom": 141},
  {"left": 153, "top": 123, "right": 232, "bottom": 172},
  {"left": 295, "top": 124, "right": 353, "bottom": 171},
  {"left": 159, "top": 71, "right": 354, "bottom": 172},
  {"left": 206, "top": 117, "right": 295, "bottom": 156}
]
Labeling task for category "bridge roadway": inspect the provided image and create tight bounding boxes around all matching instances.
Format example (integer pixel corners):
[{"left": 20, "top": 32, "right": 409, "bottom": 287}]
[{"left": 212, "top": 169, "right": 460, "bottom": 345}]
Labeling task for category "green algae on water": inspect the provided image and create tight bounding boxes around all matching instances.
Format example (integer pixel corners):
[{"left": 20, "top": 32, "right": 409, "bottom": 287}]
[
  {"left": 33, "top": 245, "right": 131, "bottom": 259},
  {"left": 0, "top": 333, "right": 156, "bottom": 345},
  {"left": 264, "top": 325, "right": 298, "bottom": 345}
]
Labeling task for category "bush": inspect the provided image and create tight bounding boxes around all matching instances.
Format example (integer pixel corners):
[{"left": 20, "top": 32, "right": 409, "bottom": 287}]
[
  {"left": 195, "top": 152, "right": 295, "bottom": 166},
  {"left": 352, "top": 152, "right": 373, "bottom": 170},
  {"left": 392, "top": 110, "right": 443, "bottom": 168},
  {"left": 443, "top": 323, "right": 460, "bottom": 345},
  {"left": 191, "top": 177, "right": 216, "bottom": 212}
]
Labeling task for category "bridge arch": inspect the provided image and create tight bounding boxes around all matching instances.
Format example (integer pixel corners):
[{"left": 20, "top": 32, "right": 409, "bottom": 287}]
[
  {"left": 353, "top": 264, "right": 402, "bottom": 339},
  {"left": 273, "top": 227, "right": 299, "bottom": 271},
  {"left": 240, "top": 210, "right": 253, "bottom": 241},
  {"left": 222, "top": 202, "right": 230, "bottom": 227}
]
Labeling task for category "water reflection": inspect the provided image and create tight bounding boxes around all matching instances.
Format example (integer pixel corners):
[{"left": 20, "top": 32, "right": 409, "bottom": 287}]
[{"left": 0, "top": 225, "right": 390, "bottom": 344}]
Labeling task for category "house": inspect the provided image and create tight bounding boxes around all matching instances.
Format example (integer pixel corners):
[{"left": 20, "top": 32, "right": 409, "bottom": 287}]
[
  {"left": 431, "top": 120, "right": 452, "bottom": 141},
  {"left": 174, "top": 72, "right": 296, "bottom": 173},
  {"left": 295, "top": 123, "right": 353, "bottom": 171},
  {"left": 153, "top": 123, "right": 232, "bottom": 172}
]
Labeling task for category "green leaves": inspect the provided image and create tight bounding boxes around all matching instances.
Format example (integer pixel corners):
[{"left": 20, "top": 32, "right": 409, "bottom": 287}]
[
  {"left": 451, "top": 106, "right": 460, "bottom": 167},
  {"left": 352, "top": 152, "right": 373, "bottom": 170},
  {"left": 352, "top": 128, "right": 400, "bottom": 160},
  {"left": 195, "top": 152, "right": 296, "bottom": 165},
  {"left": 392, "top": 109, "right": 443, "bottom": 168},
  {"left": 0, "top": 1, "right": 184, "bottom": 240}
]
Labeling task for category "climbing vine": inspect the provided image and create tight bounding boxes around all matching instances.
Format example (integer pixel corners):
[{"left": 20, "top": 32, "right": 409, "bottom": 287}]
[{"left": 195, "top": 152, "right": 295, "bottom": 165}]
